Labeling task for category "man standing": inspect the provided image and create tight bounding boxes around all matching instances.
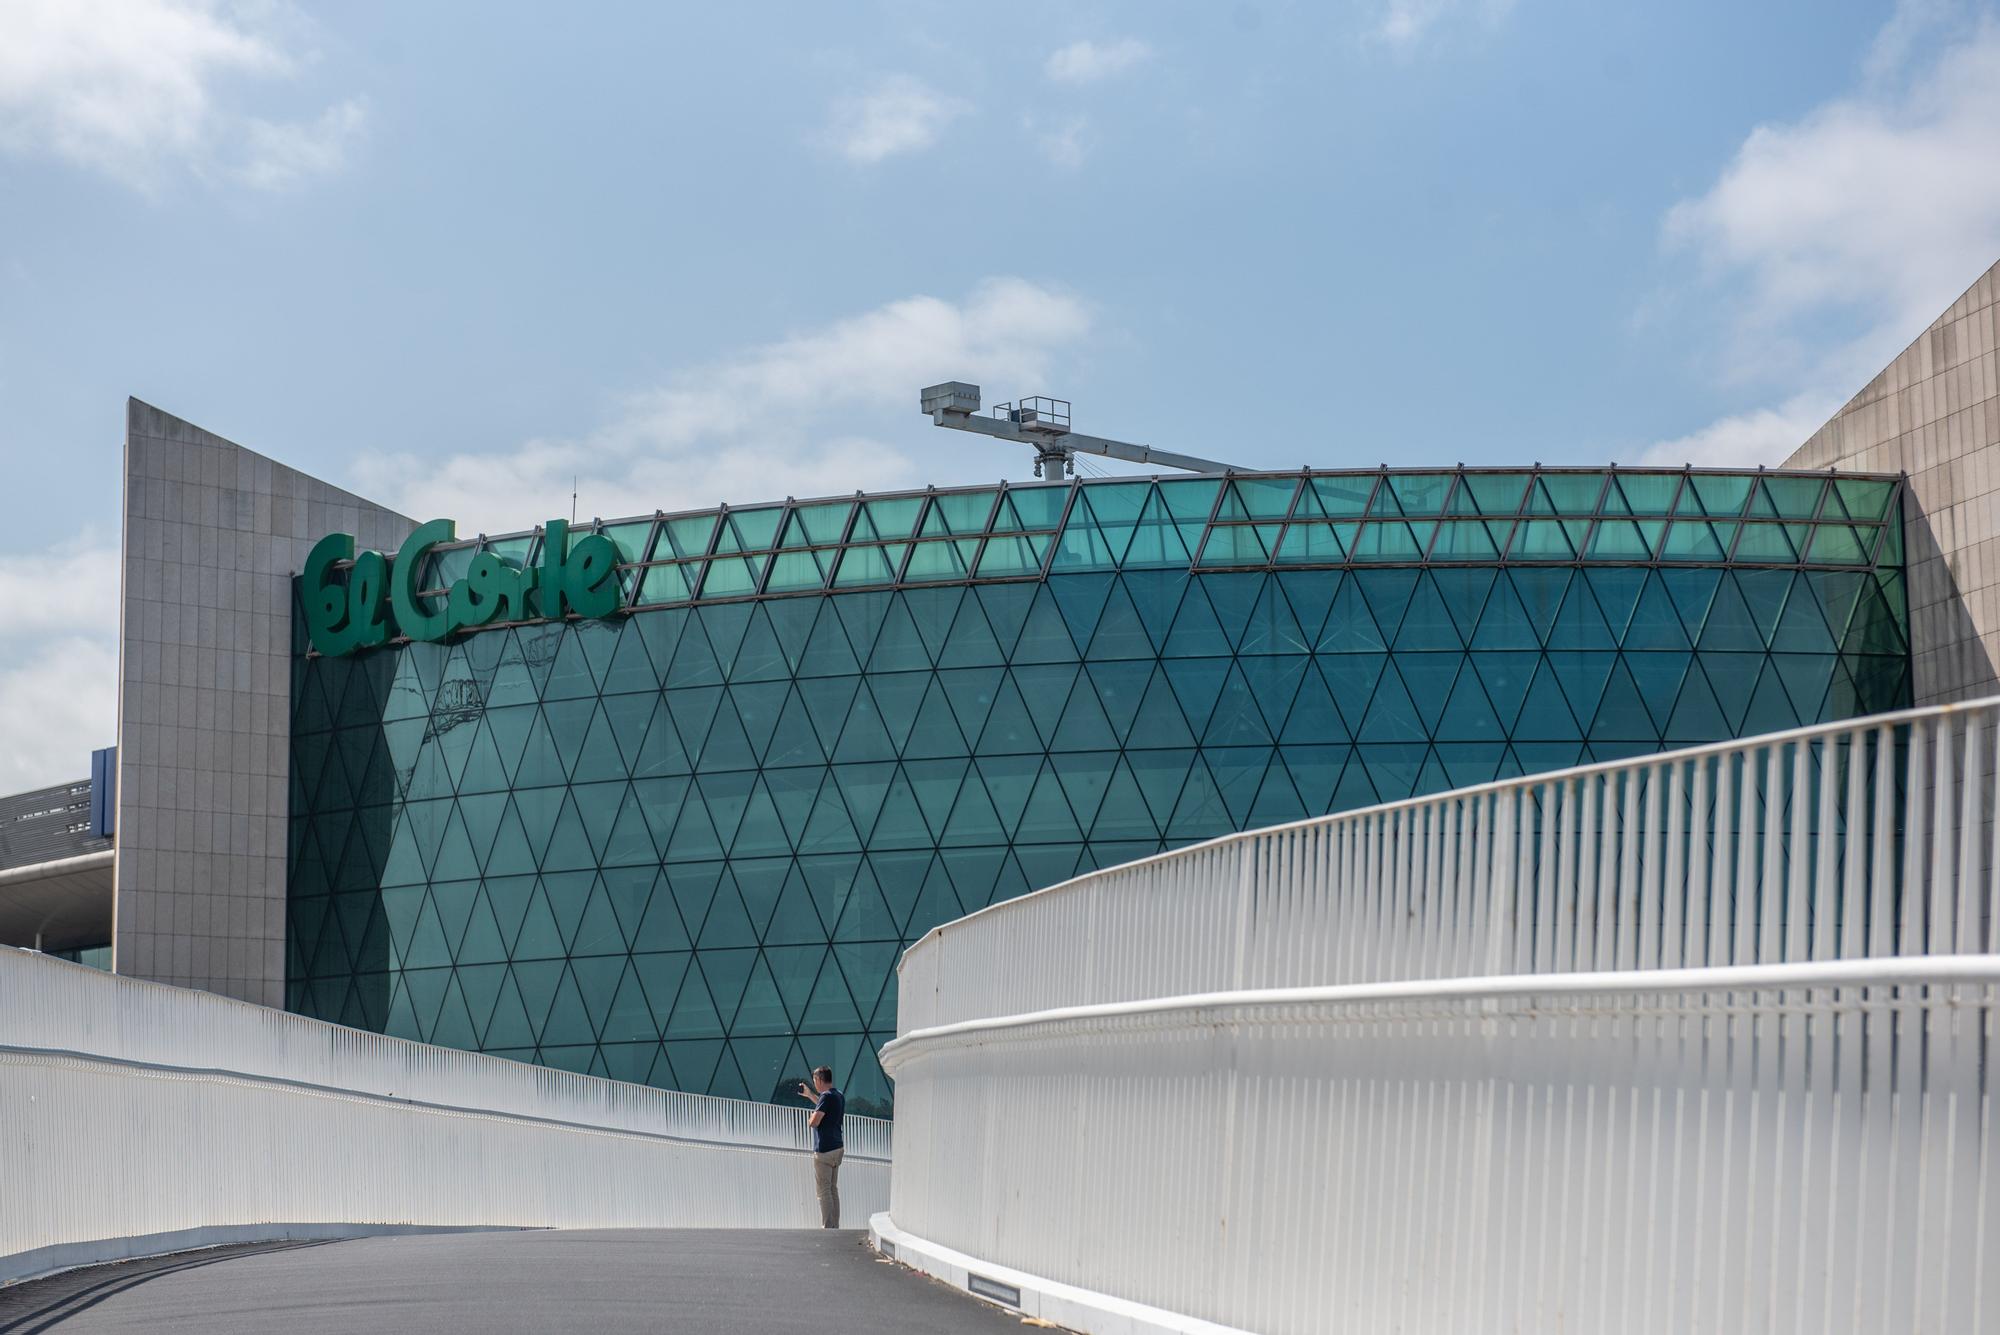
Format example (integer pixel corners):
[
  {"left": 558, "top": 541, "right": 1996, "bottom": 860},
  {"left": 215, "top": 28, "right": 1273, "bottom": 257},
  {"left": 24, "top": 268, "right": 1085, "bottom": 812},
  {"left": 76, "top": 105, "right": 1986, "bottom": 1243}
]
[{"left": 797, "top": 1066, "right": 846, "bottom": 1229}]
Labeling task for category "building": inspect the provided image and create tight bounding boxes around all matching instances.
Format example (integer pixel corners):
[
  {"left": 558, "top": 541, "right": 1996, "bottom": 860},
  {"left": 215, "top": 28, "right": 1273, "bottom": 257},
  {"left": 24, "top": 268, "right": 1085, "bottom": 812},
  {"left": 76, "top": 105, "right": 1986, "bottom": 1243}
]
[
  {"left": 285, "top": 463, "right": 1905, "bottom": 1113},
  {"left": 13, "top": 258, "right": 1998, "bottom": 1115},
  {"left": 0, "top": 752, "right": 115, "bottom": 966}
]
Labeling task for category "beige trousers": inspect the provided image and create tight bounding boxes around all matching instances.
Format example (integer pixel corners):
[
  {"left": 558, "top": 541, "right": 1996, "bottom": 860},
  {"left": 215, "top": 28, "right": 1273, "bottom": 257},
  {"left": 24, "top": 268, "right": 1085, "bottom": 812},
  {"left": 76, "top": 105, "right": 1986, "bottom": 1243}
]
[{"left": 813, "top": 1148, "right": 844, "bottom": 1228}]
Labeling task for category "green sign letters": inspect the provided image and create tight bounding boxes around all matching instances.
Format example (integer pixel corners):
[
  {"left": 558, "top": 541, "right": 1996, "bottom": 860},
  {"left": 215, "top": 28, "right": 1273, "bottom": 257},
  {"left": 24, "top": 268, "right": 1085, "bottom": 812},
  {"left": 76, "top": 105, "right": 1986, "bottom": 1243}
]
[{"left": 303, "top": 518, "right": 623, "bottom": 656}]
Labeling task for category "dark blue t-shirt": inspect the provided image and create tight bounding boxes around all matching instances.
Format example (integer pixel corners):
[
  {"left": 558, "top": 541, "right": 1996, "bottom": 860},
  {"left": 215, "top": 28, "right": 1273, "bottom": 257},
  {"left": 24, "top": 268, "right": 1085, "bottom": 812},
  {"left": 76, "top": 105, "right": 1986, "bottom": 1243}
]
[{"left": 813, "top": 1087, "right": 845, "bottom": 1153}]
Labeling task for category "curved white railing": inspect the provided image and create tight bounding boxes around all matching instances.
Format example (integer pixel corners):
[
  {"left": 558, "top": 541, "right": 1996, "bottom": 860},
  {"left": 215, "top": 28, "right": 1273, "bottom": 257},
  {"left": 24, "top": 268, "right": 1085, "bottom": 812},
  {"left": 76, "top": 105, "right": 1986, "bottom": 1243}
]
[
  {"left": 882, "top": 961, "right": 1999, "bottom": 1335},
  {"left": 0, "top": 948, "right": 888, "bottom": 1285},
  {"left": 880, "top": 698, "right": 2000, "bottom": 1335},
  {"left": 899, "top": 696, "right": 2000, "bottom": 1035}
]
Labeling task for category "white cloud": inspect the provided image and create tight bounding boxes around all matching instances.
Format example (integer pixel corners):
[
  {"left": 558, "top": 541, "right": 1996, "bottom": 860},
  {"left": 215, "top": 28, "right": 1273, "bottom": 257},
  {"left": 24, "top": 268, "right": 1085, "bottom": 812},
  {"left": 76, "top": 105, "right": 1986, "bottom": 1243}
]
[
  {"left": 0, "top": 0, "right": 361, "bottom": 191},
  {"left": 1373, "top": 0, "right": 1516, "bottom": 50},
  {"left": 822, "top": 76, "right": 968, "bottom": 164},
  {"left": 0, "top": 545, "right": 121, "bottom": 637},
  {"left": 232, "top": 97, "right": 367, "bottom": 191},
  {"left": 0, "top": 639, "right": 120, "bottom": 793},
  {"left": 1665, "top": 10, "right": 2000, "bottom": 354},
  {"left": 1034, "top": 116, "right": 1089, "bottom": 170},
  {"left": 1044, "top": 38, "right": 1153, "bottom": 84},
  {"left": 0, "top": 543, "right": 120, "bottom": 792},
  {"left": 1863, "top": 0, "right": 1957, "bottom": 87},
  {"left": 1636, "top": 392, "right": 1842, "bottom": 469},
  {"left": 355, "top": 278, "right": 1093, "bottom": 533},
  {"left": 1647, "top": 5, "right": 2000, "bottom": 465}
]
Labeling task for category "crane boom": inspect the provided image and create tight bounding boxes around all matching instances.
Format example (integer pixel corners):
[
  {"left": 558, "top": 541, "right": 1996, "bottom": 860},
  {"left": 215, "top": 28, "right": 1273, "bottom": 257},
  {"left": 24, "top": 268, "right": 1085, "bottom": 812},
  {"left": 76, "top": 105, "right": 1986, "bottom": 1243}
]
[{"left": 919, "top": 381, "right": 1245, "bottom": 477}]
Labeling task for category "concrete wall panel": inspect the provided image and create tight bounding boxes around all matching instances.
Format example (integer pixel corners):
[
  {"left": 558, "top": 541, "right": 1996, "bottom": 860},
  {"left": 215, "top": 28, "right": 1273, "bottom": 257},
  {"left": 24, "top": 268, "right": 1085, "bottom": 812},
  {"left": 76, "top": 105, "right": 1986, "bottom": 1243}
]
[
  {"left": 114, "top": 400, "right": 411, "bottom": 1004},
  {"left": 1784, "top": 260, "right": 2000, "bottom": 703}
]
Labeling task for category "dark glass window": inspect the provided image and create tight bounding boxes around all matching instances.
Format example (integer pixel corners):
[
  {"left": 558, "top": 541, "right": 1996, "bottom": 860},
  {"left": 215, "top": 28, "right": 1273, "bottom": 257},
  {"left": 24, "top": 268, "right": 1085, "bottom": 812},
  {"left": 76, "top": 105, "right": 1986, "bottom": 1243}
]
[{"left": 291, "top": 468, "right": 1908, "bottom": 1114}]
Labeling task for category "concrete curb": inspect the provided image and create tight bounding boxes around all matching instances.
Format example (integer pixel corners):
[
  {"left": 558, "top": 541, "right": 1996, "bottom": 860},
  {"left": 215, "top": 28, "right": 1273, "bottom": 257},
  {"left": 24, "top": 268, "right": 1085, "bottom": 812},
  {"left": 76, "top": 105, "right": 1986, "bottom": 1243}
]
[{"left": 868, "top": 1213, "right": 1252, "bottom": 1335}]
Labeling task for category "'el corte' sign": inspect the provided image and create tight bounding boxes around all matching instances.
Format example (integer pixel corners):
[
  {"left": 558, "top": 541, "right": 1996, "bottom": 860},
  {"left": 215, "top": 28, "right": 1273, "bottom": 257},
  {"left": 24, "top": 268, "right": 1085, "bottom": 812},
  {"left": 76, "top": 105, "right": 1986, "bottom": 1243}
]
[{"left": 303, "top": 518, "right": 624, "bottom": 657}]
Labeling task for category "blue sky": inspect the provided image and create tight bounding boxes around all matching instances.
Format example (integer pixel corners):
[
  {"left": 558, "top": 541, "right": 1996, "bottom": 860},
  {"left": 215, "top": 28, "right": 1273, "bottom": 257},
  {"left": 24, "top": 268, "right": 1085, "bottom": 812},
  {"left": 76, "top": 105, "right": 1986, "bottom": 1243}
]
[{"left": 2, "top": 0, "right": 1998, "bottom": 785}]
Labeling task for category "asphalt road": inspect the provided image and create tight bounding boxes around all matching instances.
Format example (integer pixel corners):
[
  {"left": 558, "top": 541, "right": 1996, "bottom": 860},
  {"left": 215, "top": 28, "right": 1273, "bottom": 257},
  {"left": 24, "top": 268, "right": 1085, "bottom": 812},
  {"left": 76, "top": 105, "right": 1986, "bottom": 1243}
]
[{"left": 0, "top": 1230, "right": 1037, "bottom": 1334}]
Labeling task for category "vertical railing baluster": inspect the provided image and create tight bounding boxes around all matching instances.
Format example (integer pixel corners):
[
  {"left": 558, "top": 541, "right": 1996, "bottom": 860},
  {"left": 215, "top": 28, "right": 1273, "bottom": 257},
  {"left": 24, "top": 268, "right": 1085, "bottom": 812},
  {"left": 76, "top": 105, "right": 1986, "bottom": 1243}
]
[{"left": 1664, "top": 759, "right": 1689, "bottom": 971}]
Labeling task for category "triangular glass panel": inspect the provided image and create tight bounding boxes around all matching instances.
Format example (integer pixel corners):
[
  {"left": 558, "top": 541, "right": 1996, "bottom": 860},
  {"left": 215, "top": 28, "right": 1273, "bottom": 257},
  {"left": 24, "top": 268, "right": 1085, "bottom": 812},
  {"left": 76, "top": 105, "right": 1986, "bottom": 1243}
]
[
  {"left": 1393, "top": 574, "right": 1462, "bottom": 651},
  {"left": 762, "top": 869, "right": 827, "bottom": 947},
  {"left": 1687, "top": 474, "right": 1752, "bottom": 517},
  {"left": 1456, "top": 651, "right": 1543, "bottom": 740},
  {"left": 1620, "top": 574, "right": 1689, "bottom": 650},
  {"left": 569, "top": 880, "right": 629, "bottom": 958},
  {"left": 510, "top": 787, "right": 565, "bottom": 867},
  {"left": 968, "top": 583, "right": 1032, "bottom": 655},
  {"left": 1318, "top": 654, "right": 1387, "bottom": 738},
  {"left": 1355, "top": 660, "right": 1425, "bottom": 742},
  {"left": 1731, "top": 522, "right": 1797, "bottom": 562},
  {"left": 691, "top": 949, "right": 754, "bottom": 1033},
  {"left": 1161, "top": 657, "right": 1231, "bottom": 740},
  {"left": 1354, "top": 743, "right": 1427, "bottom": 804},
  {"left": 1772, "top": 652, "right": 1836, "bottom": 721},
  {"left": 762, "top": 599, "right": 820, "bottom": 676},
  {"left": 1544, "top": 575, "right": 1617, "bottom": 650},
  {"left": 1353, "top": 570, "right": 1418, "bottom": 646},
  {"left": 795, "top": 600, "right": 863, "bottom": 677},
  {"left": 795, "top": 676, "right": 863, "bottom": 758},
  {"left": 1662, "top": 661, "right": 1730, "bottom": 741},
  {"left": 632, "top": 955, "right": 696, "bottom": 1039},
  {"left": 1702, "top": 654, "right": 1762, "bottom": 734},
  {"left": 1394, "top": 653, "right": 1460, "bottom": 735},
  {"left": 867, "top": 598, "right": 931, "bottom": 672},
  {"left": 1587, "top": 659, "right": 1655, "bottom": 740},
  {"left": 1547, "top": 651, "right": 1615, "bottom": 733},
  {"left": 1469, "top": 575, "right": 1542, "bottom": 650},
  {"left": 974, "top": 755, "right": 1041, "bottom": 839},
  {"left": 1511, "top": 661, "right": 1584, "bottom": 742},
  {"left": 742, "top": 945, "right": 813, "bottom": 1034},
  {"left": 1695, "top": 575, "right": 1765, "bottom": 651},
  {"left": 1122, "top": 488, "right": 1195, "bottom": 569},
  {"left": 1127, "top": 750, "right": 1197, "bottom": 831},
  {"left": 971, "top": 672, "right": 1040, "bottom": 754},
  {"left": 1806, "top": 570, "right": 1866, "bottom": 646},
  {"left": 1624, "top": 651, "right": 1692, "bottom": 734},
  {"left": 828, "top": 863, "right": 900, "bottom": 941},
  {"left": 1740, "top": 658, "right": 1802, "bottom": 735},
  {"left": 1660, "top": 568, "right": 1724, "bottom": 643},
  {"left": 1659, "top": 519, "right": 1727, "bottom": 560}
]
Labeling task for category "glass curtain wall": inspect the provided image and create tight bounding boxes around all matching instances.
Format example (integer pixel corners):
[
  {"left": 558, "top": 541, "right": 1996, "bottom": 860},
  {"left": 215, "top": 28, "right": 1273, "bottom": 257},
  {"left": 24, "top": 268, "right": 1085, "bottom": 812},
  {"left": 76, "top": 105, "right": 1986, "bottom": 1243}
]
[{"left": 289, "top": 469, "right": 1909, "bottom": 1112}]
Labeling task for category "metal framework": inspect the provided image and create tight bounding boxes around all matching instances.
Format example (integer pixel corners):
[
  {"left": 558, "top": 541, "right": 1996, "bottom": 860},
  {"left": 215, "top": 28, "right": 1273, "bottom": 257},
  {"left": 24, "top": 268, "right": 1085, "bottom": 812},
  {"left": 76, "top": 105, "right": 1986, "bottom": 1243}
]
[
  {"left": 393, "top": 467, "right": 1905, "bottom": 625},
  {"left": 919, "top": 381, "right": 1246, "bottom": 478}
]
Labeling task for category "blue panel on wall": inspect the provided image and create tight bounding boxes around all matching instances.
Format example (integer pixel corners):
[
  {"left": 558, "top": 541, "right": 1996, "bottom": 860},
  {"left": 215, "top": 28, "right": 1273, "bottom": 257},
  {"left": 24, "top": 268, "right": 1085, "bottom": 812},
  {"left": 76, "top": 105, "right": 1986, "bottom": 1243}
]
[{"left": 90, "top": 747, "right": 116, "bottom": 839}]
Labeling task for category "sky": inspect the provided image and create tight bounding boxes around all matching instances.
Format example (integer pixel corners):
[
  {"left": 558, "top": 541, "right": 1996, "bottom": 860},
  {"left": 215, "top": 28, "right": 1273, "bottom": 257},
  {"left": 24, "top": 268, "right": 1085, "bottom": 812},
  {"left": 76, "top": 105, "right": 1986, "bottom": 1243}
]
[{"left": 2, "top": 0, "right": 1999, "bottom": 789}]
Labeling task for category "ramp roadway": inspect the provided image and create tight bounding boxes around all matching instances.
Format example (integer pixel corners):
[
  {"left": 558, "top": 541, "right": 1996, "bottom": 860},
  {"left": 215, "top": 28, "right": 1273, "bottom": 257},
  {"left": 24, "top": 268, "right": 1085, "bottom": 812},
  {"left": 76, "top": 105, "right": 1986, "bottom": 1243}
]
[{"left": 0, "top": 1229, "right": 1033, "bottom": 1334}]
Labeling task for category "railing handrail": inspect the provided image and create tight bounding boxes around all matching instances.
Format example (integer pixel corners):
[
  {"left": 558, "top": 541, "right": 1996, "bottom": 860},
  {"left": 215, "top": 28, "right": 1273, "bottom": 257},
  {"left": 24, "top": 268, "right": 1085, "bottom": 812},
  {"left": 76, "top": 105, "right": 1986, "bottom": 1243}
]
[
  {"left": 1, "top": 948, "right": 894, "bottom": 1282},
  {"left": 2, "top": 947, "right": 892, "bottom": 1155},
  {"left": 898, "top": 694, "right": 2000, "bottom": 975},
  {"left": 881, "top": 954, "right": 2000, "bottom": 1066},
  {"left": 0, "top": 1039, "right": 894, "bottom": 1163}
]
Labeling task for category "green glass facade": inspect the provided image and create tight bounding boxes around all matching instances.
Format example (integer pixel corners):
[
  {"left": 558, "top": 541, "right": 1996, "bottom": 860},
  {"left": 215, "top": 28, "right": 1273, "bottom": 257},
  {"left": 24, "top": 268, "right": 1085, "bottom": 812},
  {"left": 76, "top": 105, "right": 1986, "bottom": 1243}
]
[{"left": 288, "top": 468, "right": 1909, "bottom": 1113}]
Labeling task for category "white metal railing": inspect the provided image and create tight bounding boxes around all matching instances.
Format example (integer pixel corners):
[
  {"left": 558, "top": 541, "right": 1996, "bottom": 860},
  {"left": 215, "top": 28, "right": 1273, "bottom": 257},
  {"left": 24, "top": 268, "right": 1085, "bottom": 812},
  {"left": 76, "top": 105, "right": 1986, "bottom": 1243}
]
[
  {"left": 882, "top": 961, "right": 2000, "bottom": 1335},
  {"left": 0, "top": 949, "right": 888, "bottom": 1284},
  {"left": 899, "top": 696, "right": 2000, "bottom": 1035},
  {"left": 880, "top": 698, "right": 2000, "bottom": 1334}
]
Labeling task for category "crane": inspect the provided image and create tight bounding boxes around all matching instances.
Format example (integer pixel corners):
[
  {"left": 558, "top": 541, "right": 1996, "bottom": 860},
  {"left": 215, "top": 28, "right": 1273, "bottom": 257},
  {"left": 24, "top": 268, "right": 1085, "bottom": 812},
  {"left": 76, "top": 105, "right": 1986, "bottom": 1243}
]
[{"left": 919, "top": 382, "right": 1246, "bottom": 478}]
